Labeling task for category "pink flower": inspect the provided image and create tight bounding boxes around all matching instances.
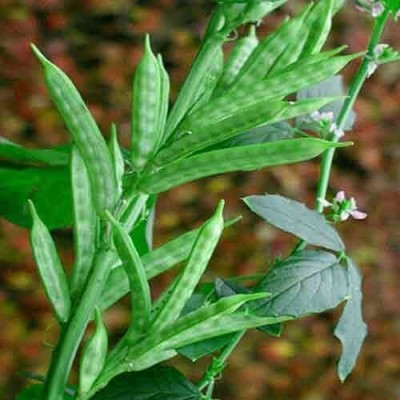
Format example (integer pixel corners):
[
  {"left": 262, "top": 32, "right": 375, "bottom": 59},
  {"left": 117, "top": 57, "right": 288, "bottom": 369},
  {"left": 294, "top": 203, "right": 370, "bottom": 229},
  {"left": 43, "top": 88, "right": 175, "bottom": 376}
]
[{"left": 321, "top": 191, "right": 367, "bottom": 222}]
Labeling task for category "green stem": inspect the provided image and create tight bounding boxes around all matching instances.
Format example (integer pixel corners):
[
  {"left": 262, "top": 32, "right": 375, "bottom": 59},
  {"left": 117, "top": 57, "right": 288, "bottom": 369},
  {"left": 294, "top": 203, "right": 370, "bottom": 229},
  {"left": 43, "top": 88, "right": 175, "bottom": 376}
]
[
  {"left": 293, "top": 9, "right": 389, "bottom": 255},
  {"left": 43, "top": 249, "right": 115, "bottom": 400},
  {"left": 197, "top": 330, "right": 245, "bottom": 393},
  {"left": 315, "top": 9, "right": 389, "bottom": 212}
]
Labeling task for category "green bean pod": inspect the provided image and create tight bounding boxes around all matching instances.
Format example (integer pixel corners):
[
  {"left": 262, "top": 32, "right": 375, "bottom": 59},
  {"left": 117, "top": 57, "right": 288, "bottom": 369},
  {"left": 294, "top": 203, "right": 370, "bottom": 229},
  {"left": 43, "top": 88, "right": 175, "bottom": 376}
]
[
  {"left": 234, "top": 4, "right": 313, "bottom": 86},
  {"left": 189, "top": 46, "right": 224, "bottom": 113},
  {"left": 105, "top": 211, "right": 152, "bottom": 336},
  {"left": 70, "top": 147, "right": 97, "bottom": 301},
  {"left": 155, "top": 55, "right": 170, "bottom": 150},
  {"left": 28, "top": 200, "right": 71, "bottom": 323},
  {"left": 126, "top": 293, "right": 269, "bottom": 367},
  {"left": 155, "top": 101, "right": 286, "bottom": 165},
  {"left": 214, "top": 25, "right": 259, "bottom": 95},
  {"left": 180, "top": 52, "right": 356, "bottom": 127},
  {"left": 301, "top": 0, "right": 335, "bottom": 56},
  {"left": 268, "top": 6, "right": 313, "bottom": 75},
  {"left": 31, "top": 45, "right": 117, "bottom": 216},
  {"left": 131, "top": 35, "right": 162, "bottom": 171},
  {"left": 79, "top": 308, "right": 108, "bottom": 396},
  {"left": 157, "top": 313, "right": 292, "bottom": 351},
  {"left": 164, "top": 35, "right": 225, "bottom": 139},
  {"left": 109, "top": 124, "right": 125, "bottom": 199},
  {"left": 150, "top": 201, "right": 225, "bottom": 332},
  {"left": 140, "top": 138, "right": 350, "bottom": 194},
  {"left": 98, "top": 217, "right": 240, "bottom": 311}
]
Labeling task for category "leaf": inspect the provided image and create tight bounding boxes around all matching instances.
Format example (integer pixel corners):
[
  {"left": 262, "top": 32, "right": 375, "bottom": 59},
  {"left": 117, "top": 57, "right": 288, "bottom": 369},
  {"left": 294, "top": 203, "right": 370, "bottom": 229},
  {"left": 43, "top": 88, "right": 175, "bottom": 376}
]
[
  {"left": 177, "top": 334, "right": 234, "bottom": 362},
  {"left": 213, "top": 278, "right": 282, "bottom": 337},
  {"left": 253, "top": 250, "right": 349, "bottom": 317},
  {"left": 227, "top": 122, "right": 295, "bottom": 147},
  {"left": 297, "top": 75, "right": 356, "bottom": 130},
  {"left": 91, "top": 366, "right": 201, "bottom": 400},
  {"left": 15, "top": 384, "right": 74, "bottom": 400},
  {"left": 334, "top": 258, "right": 368, "bottom": 382},
  {"left": 0, "top": 166, "right": 73, "bottom": 229},
  {"left": 140, "top": 138, "right": 350, "bottom": 194},
  {"left": 382, "top": 0, "right": 400, "bottom": 16},
  {"left": 0, "top": 140, "right": 69, "bottom": 166},
  {"left": 244, "top": 194, "right": 345, "bottom": 252}
]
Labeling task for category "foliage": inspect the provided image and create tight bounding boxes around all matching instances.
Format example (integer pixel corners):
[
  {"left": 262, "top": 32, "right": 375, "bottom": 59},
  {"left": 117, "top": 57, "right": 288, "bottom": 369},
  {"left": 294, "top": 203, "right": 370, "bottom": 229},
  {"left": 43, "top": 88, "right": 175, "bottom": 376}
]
[{"left": 0, "top": 0, "right": 397, "bottom": 399}]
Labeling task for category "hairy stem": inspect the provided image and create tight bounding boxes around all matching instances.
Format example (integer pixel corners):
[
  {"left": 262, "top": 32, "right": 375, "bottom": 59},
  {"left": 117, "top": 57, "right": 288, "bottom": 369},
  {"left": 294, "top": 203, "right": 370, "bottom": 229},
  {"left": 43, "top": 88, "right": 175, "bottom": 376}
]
[
  {"left": 197, "top": 330, "right": 245, "bottom": 394},
  {"left": 315, "top": 9, "right": 390, "bottom": 212}
]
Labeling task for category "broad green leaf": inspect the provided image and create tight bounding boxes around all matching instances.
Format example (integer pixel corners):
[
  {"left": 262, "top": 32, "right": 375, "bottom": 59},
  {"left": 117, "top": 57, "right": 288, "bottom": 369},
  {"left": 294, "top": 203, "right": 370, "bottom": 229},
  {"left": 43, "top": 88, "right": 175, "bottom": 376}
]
[
  {"left": 140, "top": 138, "right": 350, "bottom": 194},
  {"left": 0, "top": 166, "right": 73, "bottom": 229},
  {"left": 253, "top": 251, "right": 349, "bottom": 317},
  {"left": 0, "top": 140, "right": 68, "bottom": 166},
  {"left": 244, "top": 194, "right": 345, "bottom": 252},
  {"left": 16, "top": 384, "right": 74, "bottom": 400},
  {"left": 297, "top": 75, "right": 356, "bottom": 131},
  {"left": 334, "top": 259, "right": 367, "bottom": 382},
  {"left": 227, "top": 122, "right": 295, "bottom": 147},
  {"left": 214, "top": 277, "right": 283, "bottom": 336},
  {"left": 177, "top": 333, "right": 234, "bottom": 361},
  {"left": 91, "top": 366, "right": 201, "bottom": 400}
]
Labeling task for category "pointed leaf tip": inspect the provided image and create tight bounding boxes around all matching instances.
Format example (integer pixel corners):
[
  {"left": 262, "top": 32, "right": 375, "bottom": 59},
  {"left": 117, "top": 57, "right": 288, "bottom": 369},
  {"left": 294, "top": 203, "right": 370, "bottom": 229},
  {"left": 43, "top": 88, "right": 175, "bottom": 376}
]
[{"left": 30, "top": 44, "right": 49, "bottom": 66}]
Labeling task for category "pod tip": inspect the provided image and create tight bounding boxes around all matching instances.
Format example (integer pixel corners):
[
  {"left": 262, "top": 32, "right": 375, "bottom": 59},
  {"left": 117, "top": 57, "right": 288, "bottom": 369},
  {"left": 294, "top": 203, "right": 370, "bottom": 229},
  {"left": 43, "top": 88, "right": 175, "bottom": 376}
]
[{"left": 30, "top": 43, "right": 49, "bottom": 66}]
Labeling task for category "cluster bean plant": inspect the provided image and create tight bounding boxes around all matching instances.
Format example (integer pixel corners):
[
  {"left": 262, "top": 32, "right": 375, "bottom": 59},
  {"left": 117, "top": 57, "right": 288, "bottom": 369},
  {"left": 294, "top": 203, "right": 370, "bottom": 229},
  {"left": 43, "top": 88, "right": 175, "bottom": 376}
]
[{"left": 1, "top": 0, "right": 399, "bottom": 399}]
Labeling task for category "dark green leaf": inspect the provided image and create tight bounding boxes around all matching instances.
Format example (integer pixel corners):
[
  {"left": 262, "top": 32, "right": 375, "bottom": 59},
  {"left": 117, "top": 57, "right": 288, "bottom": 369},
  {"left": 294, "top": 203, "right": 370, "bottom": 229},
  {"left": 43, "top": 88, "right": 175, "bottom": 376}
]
[
  {"left": 296, "top": 75, "right": 355, "bottom": 131},
  {"left": 177, "top": 288, "right": 235, "bottom": 361},
  {"left": 253, "top": 250, "right": 348, "bottom": 317},
  {"left": 215, "top": 278, "right": 283, "bottom": 336},
  {"left": 0, "top": 166, "right": 73, "bottom": 229},
  {"left": 15, "top": 384, "right": 74, "bottom": 400},
  {"left": 227, "top": 122, "right": 295, "bottom": 147},
  {"left": 334, "top": 258, "right": 367, "bottom": 382},
  {"left": 91, "top": 366, "right": 201, "bottom": 400},
  {"left": 177, "top": 334, "right": 235, "bottom": 361},
  {"left": 244, "top": 194, "right": 345, "bottom": 252},
  {"left": 0, "top": 141, "right": 69, "bottom": 166}
]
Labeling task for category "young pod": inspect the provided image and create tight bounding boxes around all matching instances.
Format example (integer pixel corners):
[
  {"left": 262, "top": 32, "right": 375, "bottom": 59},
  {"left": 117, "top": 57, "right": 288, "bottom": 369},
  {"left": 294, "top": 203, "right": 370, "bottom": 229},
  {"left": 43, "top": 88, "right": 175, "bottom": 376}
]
[
  {"left": 139, "top": 138, "right": 349, "bottom": 194},
  {"left": 155, "top": 55, "right": 170, "bottom": 150},
  {"left": 105, "top": 211, "right": 152, "bottom": 336},
  {"left": 234, "top": 3, "right": 313, "bottom": 87},
  {"left": 189, "top": 46, "right": 224, "bottom": 112},
  {"left": 301, "top": 0, "right": 335, "bottom": 56},
  {"left": 150, "top": 201, "right": 224, "bottom": 332},
  {"left": 70, "top": 147, "right": 97, "bottom": 301},
  {"left": 109, "top": 124, "right": 125, "bottom": 199},
  {"left": 28, "top": 200, "right": 71, "bottom": 323},
  {"left": 214, "top": 25, "right": 259, "bottom": 94},
  {"left": 155, "top": 100, "right": 286, "bottom": 165},
  {"left": 79, "top": 308, "right": 108, "bottom": 396},
  {"left": 131, "top": 35, "right": 162, "bottom": 171},
  {"left": 31, "top": 45, "right": 118, "bottom": 216}
]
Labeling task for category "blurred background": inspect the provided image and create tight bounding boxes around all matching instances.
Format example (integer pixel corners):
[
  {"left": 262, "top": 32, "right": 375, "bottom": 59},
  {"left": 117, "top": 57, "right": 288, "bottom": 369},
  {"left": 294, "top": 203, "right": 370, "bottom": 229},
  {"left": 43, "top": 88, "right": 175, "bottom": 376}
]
[{"left": 0, "top": 1, "right": 399, "bottom": 399}]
